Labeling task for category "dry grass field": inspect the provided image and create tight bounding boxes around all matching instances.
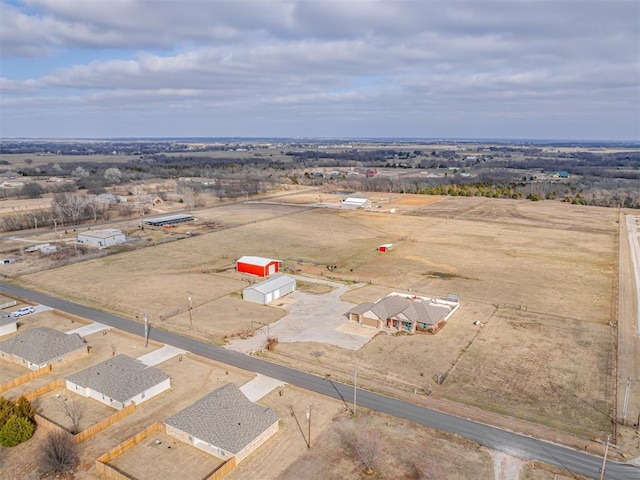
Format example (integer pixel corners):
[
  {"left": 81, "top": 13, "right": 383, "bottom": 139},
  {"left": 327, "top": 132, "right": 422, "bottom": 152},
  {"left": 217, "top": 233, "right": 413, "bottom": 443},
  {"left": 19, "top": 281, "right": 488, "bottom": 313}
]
[{"left": 16, "top": 195, "right": 618, "bottom": 441}]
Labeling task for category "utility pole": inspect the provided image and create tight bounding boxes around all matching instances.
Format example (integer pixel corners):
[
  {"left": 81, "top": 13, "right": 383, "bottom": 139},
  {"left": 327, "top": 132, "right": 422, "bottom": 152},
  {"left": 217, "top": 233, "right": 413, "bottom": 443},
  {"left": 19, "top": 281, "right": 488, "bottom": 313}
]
[
  {"left": 599, "top": 434, "right": 613, "bottom": 480},
  {"left": 306, "top": 404, "right": 312, "bottom": 449},
  {"left": 353, "top": 367, "right": 358, "bottom": 416},
  {"left": 34, "top": 217, "right": 38, "bottom": 236},
  {"left": 144, "top": 312, "right": 149, "bottom": 347},
  {"left": 622, "top": 377, "right": 632, "bottom": 424},
  {"left": 187, "top": 293, "right": 193, "bottom": 329}
]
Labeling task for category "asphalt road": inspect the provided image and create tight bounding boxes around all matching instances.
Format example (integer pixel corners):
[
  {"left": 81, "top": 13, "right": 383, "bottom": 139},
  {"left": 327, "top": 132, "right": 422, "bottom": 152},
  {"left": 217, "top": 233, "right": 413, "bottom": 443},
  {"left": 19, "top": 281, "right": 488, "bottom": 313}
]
[{"left": 1, "top": 281, "right": 637, "bottom": 480}]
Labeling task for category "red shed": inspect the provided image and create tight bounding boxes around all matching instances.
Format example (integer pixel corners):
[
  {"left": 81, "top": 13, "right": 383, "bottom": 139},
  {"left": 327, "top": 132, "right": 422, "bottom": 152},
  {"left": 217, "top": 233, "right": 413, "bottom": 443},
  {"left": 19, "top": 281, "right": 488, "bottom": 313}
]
[
  {"left": 378, "top": 243, "right": 393, "bottom": 252},
  {"left": 236, "top": 256, "right": 281, "bottom": 277}
]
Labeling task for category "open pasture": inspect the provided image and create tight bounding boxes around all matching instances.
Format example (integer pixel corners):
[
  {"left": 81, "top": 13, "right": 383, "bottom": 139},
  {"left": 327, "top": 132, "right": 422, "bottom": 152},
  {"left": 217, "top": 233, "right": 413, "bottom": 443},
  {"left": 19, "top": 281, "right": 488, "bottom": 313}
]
[{"left": 20, "top": 196, "right": 618, "bottom": 438}]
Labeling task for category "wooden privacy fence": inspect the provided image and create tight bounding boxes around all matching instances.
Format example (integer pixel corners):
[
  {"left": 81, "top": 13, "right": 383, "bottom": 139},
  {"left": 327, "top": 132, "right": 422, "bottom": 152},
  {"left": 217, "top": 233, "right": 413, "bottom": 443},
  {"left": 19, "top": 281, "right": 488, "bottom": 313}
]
[
  {"left": 75, "top": 402, "right": 135, "bottom": 443},
  {"left": 22, "top": 377, "right": 64, "bottom": 401},
  {"left": 203, "top": 457, "right": 236, "bottom": 480},
  {"left": 96, "top": 421, "right": 237, "bottom": 480},
  {"left": 0, "top": 365, "right": 52, "bottom": 394},
  {"left": 96, "top": 422, "right": 166, "bottom": 479}
]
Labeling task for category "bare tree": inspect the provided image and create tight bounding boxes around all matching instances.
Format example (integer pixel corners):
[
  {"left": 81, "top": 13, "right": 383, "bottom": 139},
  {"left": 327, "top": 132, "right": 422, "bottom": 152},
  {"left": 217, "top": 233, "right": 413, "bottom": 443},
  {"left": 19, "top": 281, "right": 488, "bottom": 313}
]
[
  {"left": 57, "top": 397, "right": 84, "bottom": 435},
  {"left": 355, "top": 428, "right": 381, "bottom": 475},
  {"left": 40, "top": 430, "right": 78, "bottom": 475},
  {"left": 103, "top": 167, "right": 122, "bottom": 184},
  {"left": 131, "top": 184, "right": 152, "bottom": 216},
  {"left": 71, "top": 166, "right": 89, "bottom": 179},
  {"left": 178, "top": 184, "right": 196, "bottom": 211}
]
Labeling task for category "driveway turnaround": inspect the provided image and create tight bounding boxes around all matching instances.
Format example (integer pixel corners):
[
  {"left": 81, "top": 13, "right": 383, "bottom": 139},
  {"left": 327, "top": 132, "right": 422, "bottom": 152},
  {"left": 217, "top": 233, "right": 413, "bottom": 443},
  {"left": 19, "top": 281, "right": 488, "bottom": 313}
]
[
  {"left": 227, "top": 280, "right": 376, "bottom": 353},
  {"left": 0, "top": 281, "right": 637, "bottom": 480}
]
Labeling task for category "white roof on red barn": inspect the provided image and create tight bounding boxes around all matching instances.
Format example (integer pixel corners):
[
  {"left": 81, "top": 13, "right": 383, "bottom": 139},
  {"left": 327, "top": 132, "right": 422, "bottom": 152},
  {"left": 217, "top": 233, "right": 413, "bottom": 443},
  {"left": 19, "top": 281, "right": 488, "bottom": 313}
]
[{"left": 237, "top": 256, "right": 280, "bottom": 266}]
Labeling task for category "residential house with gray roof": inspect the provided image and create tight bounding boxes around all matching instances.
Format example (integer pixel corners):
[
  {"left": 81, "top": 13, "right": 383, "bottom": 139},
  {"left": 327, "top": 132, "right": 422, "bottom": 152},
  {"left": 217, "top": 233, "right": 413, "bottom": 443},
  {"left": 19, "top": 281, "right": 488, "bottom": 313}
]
[
  {"left": 347, "top": 293, "right": 459, "bottom": 334},
  {"left": 0, "top": 327, "right": 88, "bottom": 370},
  {"left": 164, "top": 383, "right": 279, "bottom": 463},
  {"left": 66, "top": 354, "right": 171, "bottom": 410}
]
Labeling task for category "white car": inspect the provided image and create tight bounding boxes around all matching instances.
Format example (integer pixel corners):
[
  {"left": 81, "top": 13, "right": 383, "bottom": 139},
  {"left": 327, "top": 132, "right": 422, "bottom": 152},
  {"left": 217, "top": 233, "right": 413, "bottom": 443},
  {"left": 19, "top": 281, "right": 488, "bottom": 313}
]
[{"left": 12, "top": 307, "right": 35, "bottom": 318}]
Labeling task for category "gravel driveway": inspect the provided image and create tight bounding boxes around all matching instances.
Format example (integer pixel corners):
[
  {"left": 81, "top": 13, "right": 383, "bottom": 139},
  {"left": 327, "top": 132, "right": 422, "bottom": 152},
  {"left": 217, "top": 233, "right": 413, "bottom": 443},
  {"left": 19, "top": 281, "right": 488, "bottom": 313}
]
[{"left": 226, "top": 278, "right": 378, "bottom": 353}]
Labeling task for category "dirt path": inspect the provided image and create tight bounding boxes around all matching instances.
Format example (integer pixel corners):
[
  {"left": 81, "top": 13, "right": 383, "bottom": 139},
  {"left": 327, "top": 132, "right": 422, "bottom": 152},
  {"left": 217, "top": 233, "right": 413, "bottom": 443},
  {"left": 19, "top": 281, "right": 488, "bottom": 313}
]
[{"left": 490, "top": 451, "right": 523, "bottom": 480}]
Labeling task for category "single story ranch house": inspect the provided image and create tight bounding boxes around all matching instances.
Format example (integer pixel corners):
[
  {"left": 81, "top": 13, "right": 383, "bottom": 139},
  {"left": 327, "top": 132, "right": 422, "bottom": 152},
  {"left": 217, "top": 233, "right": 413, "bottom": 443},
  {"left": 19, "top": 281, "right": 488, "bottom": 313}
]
[{"left": 348, "top": 293, "right": 460, "bottom": 334}]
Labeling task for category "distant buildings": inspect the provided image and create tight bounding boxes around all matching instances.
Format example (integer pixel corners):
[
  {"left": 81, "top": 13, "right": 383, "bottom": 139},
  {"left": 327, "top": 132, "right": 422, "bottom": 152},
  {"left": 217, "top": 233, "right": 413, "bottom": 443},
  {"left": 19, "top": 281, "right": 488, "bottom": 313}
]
[{"left": 77, "top": 229, "right": 126, "bottom": 247}]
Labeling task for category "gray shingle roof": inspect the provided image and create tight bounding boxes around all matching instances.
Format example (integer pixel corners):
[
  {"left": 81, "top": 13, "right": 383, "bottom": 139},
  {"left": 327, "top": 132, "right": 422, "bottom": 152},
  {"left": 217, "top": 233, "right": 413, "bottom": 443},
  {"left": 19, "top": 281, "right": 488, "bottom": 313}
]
[
  {"left": 66, "top": 354, "right": 170, "bottom": 403},
  {"left": 371, "top": 295, "right": 409, "bottom": 319},
  {"left": 398, "top": 301, "right": 450, "bottom": 325},
  {"left": 347, "top": 302, "right": 376, "bottom": 315},
  {"left": 0, "top": 327, "right": 86, "bottom": 365},
  {"left": 164, "top": 383, "right": 279, "bottom": 455}
]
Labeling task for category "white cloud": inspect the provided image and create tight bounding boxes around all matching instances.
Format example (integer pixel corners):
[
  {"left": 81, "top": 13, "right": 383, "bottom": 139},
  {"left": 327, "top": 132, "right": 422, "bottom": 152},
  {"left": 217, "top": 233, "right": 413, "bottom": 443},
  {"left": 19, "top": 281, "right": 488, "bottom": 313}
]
[{"left": 1, "top": 0, "right": 638, "bottom": 139}]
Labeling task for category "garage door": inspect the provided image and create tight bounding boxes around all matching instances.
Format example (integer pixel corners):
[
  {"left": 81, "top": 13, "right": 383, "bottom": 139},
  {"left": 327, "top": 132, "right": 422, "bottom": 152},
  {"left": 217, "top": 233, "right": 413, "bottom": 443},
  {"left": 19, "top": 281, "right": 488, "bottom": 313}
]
[
  {"left": 268, "top": 264, "right": 276, "bottom": 275},
  {"left": 265, "top": 292, "right": 273, "bottom": 303}
]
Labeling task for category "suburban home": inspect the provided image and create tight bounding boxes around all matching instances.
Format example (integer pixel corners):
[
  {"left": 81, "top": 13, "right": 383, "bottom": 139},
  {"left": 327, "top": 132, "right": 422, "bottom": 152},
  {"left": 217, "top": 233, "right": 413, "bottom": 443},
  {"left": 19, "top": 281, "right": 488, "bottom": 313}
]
[
  {"left": 65, "top": 354, "right": 171, "bottom": 410},
  {"left": 164, "top": 383, "right": 279, "bottom": 464},
  {"left": 243, "top": 275, "right": 296, "bottom": 305},
  {"left": 347, "top": 293, "right": 460, "bottom": 334},
  {"left": 77, "top": 228, "right": 126, "bottom": 247},
  {"left": 0, "top": 316, "right": 18, "bottom": 337},
  {"left": 236, "top": 256, "right": 281, "bottom": 277},
  {"left": 0, "top": 327, "right": 88, "bottom": 370}
]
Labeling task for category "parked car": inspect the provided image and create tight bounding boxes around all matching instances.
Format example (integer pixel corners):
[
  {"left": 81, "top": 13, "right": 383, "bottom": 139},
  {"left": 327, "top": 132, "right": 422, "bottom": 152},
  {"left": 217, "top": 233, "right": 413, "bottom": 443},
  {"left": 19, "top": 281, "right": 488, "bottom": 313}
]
[{"left": 11, "top": 307, "right": 35, "bottom": 318}]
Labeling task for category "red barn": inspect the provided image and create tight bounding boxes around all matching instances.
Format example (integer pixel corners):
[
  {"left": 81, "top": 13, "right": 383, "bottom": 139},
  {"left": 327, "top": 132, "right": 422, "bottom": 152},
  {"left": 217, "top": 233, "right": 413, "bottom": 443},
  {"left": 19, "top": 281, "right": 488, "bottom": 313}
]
[{"left": 236, "top": 256, "right": 281, "bottom": 277}]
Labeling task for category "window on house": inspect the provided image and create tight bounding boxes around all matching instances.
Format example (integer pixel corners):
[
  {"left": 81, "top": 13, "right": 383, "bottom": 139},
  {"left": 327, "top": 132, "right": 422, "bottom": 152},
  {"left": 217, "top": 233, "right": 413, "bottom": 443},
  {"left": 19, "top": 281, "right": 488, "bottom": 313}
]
[{"left": 141, "top": 391, "right": 146, "bottom": 399}]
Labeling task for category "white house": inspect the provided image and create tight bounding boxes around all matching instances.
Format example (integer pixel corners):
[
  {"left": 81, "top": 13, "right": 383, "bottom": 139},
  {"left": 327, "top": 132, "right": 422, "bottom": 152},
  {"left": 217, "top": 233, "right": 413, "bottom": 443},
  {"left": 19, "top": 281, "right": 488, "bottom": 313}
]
[
  {"left": 65, "top": 354, "right": 171, "bottom": 410},
  {"left": 243, "top": 275, "right": 296, "bottom": 305},
  {"left": 77, "top": 229, "right": 126, "bottom": 248}
]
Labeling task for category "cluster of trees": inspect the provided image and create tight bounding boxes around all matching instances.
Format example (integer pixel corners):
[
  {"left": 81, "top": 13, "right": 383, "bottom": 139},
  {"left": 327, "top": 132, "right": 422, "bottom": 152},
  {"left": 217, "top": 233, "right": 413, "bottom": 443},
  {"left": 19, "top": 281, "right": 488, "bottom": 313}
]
[{"left": 0, "top": 396, "right": 36, "bottom": 447}]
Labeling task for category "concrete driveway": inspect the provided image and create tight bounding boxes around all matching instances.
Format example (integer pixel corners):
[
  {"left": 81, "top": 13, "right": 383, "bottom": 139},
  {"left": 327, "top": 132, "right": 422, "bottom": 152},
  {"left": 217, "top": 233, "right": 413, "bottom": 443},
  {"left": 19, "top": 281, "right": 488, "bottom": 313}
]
[{"left": 226, "top": 278, "right": 378, "bottom": 353}]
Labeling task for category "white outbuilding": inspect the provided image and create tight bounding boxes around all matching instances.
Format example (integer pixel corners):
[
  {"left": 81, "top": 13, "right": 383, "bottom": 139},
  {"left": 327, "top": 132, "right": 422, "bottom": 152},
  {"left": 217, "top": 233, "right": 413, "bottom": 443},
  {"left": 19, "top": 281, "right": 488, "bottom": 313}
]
[
  {"left": 243, "top": 275, "right": 296, "bottom": 305},
  {"left": 77, "top": 228, "right": 126, "bottom": 247}
]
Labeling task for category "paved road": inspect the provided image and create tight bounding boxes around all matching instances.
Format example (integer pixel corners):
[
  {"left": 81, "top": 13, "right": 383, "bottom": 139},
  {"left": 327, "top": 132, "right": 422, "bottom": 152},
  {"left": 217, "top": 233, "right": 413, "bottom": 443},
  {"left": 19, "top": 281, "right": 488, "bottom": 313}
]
[{"left": 1, "top": 281, "right": 637, "bottom": 480}]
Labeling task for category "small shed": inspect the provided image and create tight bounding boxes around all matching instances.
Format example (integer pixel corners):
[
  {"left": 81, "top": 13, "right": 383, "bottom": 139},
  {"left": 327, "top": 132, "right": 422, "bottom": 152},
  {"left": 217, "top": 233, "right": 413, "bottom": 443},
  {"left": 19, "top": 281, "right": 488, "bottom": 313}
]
[
  {"left": 243, "top": 275, "right": 296, "bottom": 305},
  {"left": 236, "top": 256, "right": 281, "bottom": 277},
  {"left": 77, "top": 229, "right": 126, "bottom": 247},
  {"left": 378, "top": 243, "right": 393, "bottom": 252}
]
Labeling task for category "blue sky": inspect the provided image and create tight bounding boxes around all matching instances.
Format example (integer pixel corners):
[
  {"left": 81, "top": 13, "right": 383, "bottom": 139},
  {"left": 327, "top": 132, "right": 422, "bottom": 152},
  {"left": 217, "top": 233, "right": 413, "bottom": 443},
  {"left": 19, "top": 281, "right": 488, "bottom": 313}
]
[{"left": 1, "top": 0, "right": 638, "bottom": 140}]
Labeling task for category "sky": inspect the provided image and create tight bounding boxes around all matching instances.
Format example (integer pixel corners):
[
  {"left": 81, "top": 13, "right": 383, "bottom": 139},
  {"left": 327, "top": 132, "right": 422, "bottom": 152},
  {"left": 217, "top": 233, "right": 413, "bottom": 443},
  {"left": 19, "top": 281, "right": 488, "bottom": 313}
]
[{"left": 1, "top": 0, "right": 639, "bottom": 140}]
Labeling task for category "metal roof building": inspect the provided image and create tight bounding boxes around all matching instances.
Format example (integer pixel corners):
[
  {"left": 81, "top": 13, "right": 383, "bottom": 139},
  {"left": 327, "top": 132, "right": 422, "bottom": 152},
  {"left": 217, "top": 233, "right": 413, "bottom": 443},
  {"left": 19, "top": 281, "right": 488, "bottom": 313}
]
[
  {"left": 164, "top": 383, "right": 279, "bottom": 463},
  {"left": 243, "top": 274, "right": 296, "bottom": 305},
  {"left": 77, "top": 228, "right": 126, "bottom": 247},
  {"left": 144, "top": 214, "right": 195, "bottom": 227},
  {"left": 236, "top": 256, "right": 281, "bottom": 277}
]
